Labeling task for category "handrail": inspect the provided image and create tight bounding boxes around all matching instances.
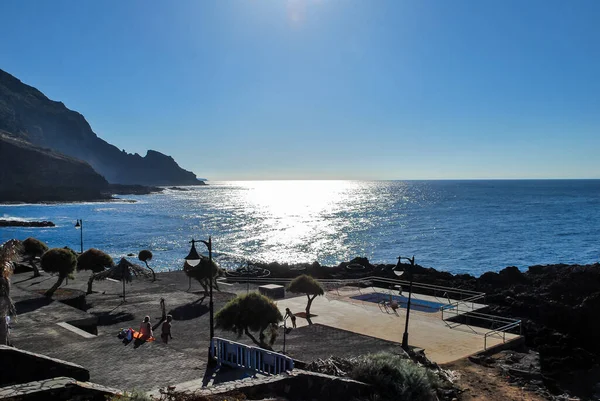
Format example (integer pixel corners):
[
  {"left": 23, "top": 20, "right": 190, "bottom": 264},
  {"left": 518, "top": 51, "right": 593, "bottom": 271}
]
[
  {"left": 212, "top": 337, "right": 294, "bottom": 375},
  {"left": 224, "top": 275, "right": 485, "bottom": 299},
  {"left": 442, "top": 305, "right": 518, "bottom": 324},
  {"left": 484, "top": 320, "right": 522, "bottom": 350}
]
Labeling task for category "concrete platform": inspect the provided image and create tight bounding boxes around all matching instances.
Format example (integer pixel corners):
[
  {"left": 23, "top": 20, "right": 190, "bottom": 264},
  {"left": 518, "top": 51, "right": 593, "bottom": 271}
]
[{"left": 276, "top": 286, "right": 520, "bottom": 364}]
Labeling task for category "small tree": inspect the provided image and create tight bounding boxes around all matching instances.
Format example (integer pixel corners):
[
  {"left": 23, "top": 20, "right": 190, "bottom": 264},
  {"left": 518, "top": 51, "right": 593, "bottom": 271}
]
[
  {"left": 77, "top": 249, "right": 115, "bottom": 294},
  {"left": 1, "top": 239, "right": 21, "bottom": 345},
  {"left": 41, "top": 248, "right": 77, "bottom": 298},
  {"left": 138, "top": 250, "right": 156, "bottom": 281},
  {"left": 183, "top": 256, "right": 222, "bottom": 295},
  {"left": 22, "top": 237, "right": 48, "bottom": 277},
  {"left": 215, "top": 292, "right": 283, "bottom": 349},
  {"left": 288, "top": 274, "right": 324, "bottom": 318}
]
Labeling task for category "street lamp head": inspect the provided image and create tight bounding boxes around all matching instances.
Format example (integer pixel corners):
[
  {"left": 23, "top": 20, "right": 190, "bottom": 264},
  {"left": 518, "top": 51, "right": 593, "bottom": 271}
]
[
  {"left": 75, "top": 220, "right": 81, "bottom": 229},
  {"left": 185, "top": 239, "right": 201, "bottom": 267},
  {"left": 394, "top": 256, "right": 406, "bottom": 276}
]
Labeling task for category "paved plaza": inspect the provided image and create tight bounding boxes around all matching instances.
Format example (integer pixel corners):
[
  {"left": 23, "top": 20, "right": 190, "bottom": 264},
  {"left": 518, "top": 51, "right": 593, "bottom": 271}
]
[
  {"left": 7, "top": 268, "right": 521, "bottom": 392},
  {"left": 275, "top": 285, "right": 520, "bottom": 364}
]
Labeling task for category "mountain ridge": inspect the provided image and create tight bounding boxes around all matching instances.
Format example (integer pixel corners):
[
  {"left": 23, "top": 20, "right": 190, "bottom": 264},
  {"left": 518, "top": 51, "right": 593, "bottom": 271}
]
[{"left": 0, "top": 68, "right": 203, "bottom": 186}]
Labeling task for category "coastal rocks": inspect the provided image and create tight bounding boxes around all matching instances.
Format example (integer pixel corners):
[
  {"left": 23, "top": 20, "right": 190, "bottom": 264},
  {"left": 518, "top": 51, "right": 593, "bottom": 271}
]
[
  {"left": 107, "top": 184, "right": 163, "bottom": 195},
  {"left": 0, "top": 220, "right": 55, "bottom": 227}
]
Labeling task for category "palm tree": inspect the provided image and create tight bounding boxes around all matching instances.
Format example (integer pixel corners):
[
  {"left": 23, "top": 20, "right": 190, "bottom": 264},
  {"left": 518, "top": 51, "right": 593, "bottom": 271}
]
[
  {"left": 76, "top": 249, "right": 115, "bottom": 294},
  {"left": 1, "top": 239, "right": 22, "bottom": 345},
  {"left": 22, "top": 237, "right": 48, "bottom": 277},
  {"left": 41, "top": 248, "right": 78, "bottom": 298},
  {"left": 138, "top": 250, "right": 156, "bottom": 281}
]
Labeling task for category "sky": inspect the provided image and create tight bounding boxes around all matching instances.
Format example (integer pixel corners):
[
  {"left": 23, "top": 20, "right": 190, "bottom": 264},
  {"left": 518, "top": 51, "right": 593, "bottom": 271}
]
[{"left": 0, "top": 0, "right": 599, "bottom": 180}]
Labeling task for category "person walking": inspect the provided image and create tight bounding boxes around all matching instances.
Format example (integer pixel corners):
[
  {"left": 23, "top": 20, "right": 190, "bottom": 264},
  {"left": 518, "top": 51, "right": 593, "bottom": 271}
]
[
  {"left": 161, "top": 315, "right": 173, "bottom": 344},
  {"left": 284, "top": 308, "right": 297, "bottom": 329}
]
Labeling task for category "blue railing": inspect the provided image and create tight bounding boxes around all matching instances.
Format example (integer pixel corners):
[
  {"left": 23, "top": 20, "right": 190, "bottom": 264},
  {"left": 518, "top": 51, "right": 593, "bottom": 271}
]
[{"left": 212, "top": 337, "right": 294, "bottom": 375}]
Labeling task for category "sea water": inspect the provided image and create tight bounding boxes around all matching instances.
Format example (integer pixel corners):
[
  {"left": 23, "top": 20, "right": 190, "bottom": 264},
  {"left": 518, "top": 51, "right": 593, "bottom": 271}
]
[{"left": 1, "top": 180, "right": 598, "bottom": 276}]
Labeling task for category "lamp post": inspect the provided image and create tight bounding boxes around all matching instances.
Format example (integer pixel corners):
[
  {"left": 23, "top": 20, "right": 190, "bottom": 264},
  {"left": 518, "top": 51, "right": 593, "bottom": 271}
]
[
  {"left": 185, "top": 237, "right": 215, "bottom": 364},
  {"left": 74, "top": 219, "right": 83, "bottom": 253},
  {"left": 282, "top": 317, "right": 287, "bottom": 354},
  {"left": 394, "top": 255, "right": 415, "bottom": 351}
]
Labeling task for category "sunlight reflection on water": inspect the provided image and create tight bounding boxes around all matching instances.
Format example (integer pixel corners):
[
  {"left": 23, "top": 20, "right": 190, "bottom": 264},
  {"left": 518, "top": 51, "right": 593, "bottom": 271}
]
[{"left": 1, "top": 180, "right": 599, "bottom": 275}]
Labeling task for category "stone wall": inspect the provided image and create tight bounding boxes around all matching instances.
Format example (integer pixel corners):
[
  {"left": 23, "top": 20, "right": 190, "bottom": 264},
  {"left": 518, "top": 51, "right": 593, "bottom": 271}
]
[
  {"left": 0, "top": 345, "right": 89, "bottom": 386},
  {"left": 200, "top": 369, "right": 373, "bottom": 401}
]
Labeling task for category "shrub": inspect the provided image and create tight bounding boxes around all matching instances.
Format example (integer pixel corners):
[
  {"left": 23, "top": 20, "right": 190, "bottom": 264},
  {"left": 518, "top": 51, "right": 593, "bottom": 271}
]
[
  {"left": 77, "top": 248, "right": 114, "bottom": 294},
  {"left": 77, "top": 248, "right": 114, "bottom": 273},
  {"left": 41, "top": 248, "right": 77, "bottom": 297},
  {"left": 215, "top": 292, "right": 282, "bottom": 348},
  {"left": 349, "top": 352, "right": 440, "bottom": 401},
  {"left": 22, "top": 237, "right": 48, "bottom": 256},
  {"left": 22, "top": 237, "right": 48, "bottom": 277}
]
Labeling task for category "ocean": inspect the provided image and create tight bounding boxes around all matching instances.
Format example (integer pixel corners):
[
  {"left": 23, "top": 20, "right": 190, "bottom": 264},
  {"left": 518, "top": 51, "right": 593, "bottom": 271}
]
[{"left": 1, "top": 180, "right": 598, "bottom": 276}]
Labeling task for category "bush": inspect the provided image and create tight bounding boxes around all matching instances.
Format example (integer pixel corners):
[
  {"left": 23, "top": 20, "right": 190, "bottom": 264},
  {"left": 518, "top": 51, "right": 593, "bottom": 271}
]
[
  {"left": 41, "top": 248, "right": 77, "bottom": 297},
  {"left": 138, "top": 250, "right": 152, "bottom": 262},
  {"left": 41, "top": 248, "right": 77, "bottom": 276},
  {"left": 22, "top": 237, "right": 48, "bottom": 256},
  {"left": 349, "top": 352, "right": 440, "bottom": 401},
  {"left": 215, "top": 292, "right": 282, "bottom": 347},
  {"left": 77, "top": 248, "right": 114, "bottom": 273}
]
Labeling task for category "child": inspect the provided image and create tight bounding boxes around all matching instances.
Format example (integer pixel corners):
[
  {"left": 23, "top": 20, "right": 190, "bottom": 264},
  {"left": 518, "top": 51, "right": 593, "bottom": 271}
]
[
  {"left": 161, "top": 315, "right": 173, "bottom": 344},
  {"left": 284, "top": 308, "right": 297, "bottom": 329}
]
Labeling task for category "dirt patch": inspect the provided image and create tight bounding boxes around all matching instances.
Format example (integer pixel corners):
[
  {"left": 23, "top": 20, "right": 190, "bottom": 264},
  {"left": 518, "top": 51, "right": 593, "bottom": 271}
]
[{"left": 444, "top": 358, "right": 547, "bottom": 401}]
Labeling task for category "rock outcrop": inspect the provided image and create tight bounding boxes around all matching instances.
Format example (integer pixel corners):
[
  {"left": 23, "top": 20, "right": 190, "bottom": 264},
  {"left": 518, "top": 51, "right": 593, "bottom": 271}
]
[
  {"left": 0, "top": 68, "right": 202, "bottom": 186},
  {"left": 0, "top": 219, "right": 55, "bottom": 227},
  {"left": 0, "top": 133, "right": 110, "bottom": 202}
]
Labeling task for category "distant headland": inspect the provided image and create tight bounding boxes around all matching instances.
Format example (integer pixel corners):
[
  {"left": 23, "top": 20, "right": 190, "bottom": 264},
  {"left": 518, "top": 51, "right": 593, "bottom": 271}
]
[{"left": 0, "top": 68, "right": 206, "bottom": 203}]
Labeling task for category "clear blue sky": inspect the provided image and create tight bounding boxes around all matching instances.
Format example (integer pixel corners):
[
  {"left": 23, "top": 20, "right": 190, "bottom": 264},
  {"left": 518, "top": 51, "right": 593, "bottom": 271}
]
[{"left": 1, "top": 0, "right": 599, "bottom": 180}]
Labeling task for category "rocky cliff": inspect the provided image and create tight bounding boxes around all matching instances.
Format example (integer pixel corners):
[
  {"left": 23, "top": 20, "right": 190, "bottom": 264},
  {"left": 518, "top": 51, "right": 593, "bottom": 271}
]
[
  {"left": 0, "top": 132, "right": 110, "bottom": 202},
  {"left": 0, "top": 68, "right": 202, "bottom": 186}
]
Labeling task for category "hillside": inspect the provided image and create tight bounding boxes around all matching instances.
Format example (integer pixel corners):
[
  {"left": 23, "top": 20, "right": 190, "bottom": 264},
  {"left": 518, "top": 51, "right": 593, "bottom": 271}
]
[
  {"left": 0, "top": 132, "right": 110, "bottom": 202},
  {"left": 0, "top": 68, "right": 202, "bottom": 186}
]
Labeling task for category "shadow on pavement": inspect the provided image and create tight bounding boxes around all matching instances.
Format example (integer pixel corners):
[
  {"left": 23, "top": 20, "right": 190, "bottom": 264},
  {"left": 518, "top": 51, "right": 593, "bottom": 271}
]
[
  {"left": 14, "top": 297, "right": 52, "bottom": 314},
  {"left": 91, "top": 311, "right": 135, "bottom": 326},
  {"left": 202, "top": 365, "right": 257, "bottom": 387},
  {"left": 169, "top": 301, "right": 209, "bottom": 321}
]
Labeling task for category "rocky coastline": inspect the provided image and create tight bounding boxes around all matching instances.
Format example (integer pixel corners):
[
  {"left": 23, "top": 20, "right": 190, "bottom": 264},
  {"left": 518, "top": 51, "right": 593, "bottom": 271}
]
[
  {"left": 0, "top": 220, "right": 55, "bottom": 227},
  {"left": 238, "top": 258, "right": 600, "bottom": 399}
]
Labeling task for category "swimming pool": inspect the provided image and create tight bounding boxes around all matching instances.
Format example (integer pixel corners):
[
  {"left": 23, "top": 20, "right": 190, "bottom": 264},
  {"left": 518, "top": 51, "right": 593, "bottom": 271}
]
[{"left": 350, "top": 293, "right": 450, "bottom": 313}]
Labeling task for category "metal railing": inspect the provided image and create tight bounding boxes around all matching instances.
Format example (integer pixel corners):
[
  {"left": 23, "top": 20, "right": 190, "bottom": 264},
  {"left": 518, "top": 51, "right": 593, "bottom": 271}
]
[
  {"left": 224, "top": 275, "right": 485, "bottom": 304},
  {"left": 483, "top": 320, "right": 522, "bottom": 350},
  {"left": 440, "top": 304, "right": 522, "bottom": 349},
  {"left": 212, "top": 337, "right": 294, "bottom": 375}
]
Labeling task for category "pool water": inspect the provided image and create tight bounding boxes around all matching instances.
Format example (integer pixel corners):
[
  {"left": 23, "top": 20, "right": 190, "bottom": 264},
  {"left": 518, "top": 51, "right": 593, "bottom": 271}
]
[{"left": 350, "top": 292, "right": 449, "bottom": 313}]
